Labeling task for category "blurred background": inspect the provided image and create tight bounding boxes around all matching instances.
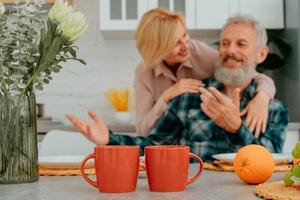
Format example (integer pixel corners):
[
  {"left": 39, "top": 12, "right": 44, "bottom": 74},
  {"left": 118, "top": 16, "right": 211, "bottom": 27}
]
[{"left": 2, "top": 0, "right": 299, "bottom": 139}]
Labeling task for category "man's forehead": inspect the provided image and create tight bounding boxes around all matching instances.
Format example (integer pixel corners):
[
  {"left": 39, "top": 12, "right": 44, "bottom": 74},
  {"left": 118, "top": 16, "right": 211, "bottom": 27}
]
[{"left": 221, "top": 23, "right": 257, "bottom": 41}]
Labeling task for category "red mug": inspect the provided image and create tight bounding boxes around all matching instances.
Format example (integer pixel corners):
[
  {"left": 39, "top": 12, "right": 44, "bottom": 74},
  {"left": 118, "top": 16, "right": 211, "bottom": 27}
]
[
  {"left": 80, "top": 146, "right": 140, "bottom": 193},
  {"left": 145, "top": 145, "right": 203, "bottom": 192}
]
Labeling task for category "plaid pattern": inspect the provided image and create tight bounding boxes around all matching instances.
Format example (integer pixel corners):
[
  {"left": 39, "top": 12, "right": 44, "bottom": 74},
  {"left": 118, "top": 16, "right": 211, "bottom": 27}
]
[{"left": 109, "top": 78, "right": 289, "bottom": 161}]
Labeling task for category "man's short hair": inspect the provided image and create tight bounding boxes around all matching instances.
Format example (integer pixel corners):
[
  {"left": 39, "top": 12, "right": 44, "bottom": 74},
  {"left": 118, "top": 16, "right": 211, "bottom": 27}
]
[{"left": 221, "top": 15, "right": 268, "bottom": 48}]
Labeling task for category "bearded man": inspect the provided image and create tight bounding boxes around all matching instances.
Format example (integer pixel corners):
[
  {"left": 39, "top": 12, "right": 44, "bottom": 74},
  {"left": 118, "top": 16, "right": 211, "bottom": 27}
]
[{"left": 67, "top": 15, "right": 288, "bottom": 161}]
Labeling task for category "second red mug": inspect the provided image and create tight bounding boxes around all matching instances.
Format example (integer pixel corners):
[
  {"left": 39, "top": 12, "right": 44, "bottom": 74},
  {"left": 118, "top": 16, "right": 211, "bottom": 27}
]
[{"left": 145, "top": 145, "right": 204, "bottom": 192}]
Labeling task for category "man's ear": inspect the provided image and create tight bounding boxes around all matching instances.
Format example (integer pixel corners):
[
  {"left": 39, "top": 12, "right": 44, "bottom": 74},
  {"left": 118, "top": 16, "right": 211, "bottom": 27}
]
[{"left": 256, "top": 46, "right": 269, "bottom": 64}]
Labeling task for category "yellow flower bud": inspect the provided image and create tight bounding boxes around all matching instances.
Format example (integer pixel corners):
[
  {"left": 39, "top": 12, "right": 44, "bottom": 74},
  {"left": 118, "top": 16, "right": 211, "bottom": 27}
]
[
  {"left": 0, "top": 2, "right": 5, "bottom": 15},
  {"left": 48, "top": 0, "right": 73, "bottom": 23},
  {"left": 58, "top": 11, "right": 88, "bottom": 43}
]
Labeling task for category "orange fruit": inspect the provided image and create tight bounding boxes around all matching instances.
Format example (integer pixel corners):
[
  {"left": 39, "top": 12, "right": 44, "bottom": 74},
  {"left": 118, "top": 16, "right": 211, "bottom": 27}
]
[{"left": 233, "top": 144, "right": 275, "bottom": 184}]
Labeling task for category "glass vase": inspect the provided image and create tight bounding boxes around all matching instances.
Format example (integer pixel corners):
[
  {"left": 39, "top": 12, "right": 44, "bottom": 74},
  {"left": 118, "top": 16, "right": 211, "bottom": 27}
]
[{"left": 0, "top": 95, "right": 39, "bottom": 183}]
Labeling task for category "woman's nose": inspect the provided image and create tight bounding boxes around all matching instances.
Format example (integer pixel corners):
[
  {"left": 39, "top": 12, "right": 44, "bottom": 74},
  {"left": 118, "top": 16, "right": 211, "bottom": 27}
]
[{"left": 180, "top": 38, "right": 189, "bottom": 49}]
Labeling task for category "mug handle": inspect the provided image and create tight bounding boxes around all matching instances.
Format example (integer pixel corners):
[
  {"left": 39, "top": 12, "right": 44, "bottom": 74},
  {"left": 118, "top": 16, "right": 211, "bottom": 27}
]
[
  {"left": 187, "top": 153, "right": 204, "bottom": 185},
  {"left": 80, "top": 153, "right": 98, "bottom": 188}
]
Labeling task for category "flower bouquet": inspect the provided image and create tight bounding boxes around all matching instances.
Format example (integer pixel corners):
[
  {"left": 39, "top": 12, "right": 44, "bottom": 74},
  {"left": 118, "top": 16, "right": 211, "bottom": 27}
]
[{"left": 0, "top": 0, "right": 87, "bottom": 183}]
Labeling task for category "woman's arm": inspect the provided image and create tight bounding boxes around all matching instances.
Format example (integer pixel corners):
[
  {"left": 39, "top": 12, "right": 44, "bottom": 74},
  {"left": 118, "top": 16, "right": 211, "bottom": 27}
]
[
  {"left": 254, "top": 73, "right": 276, "bottom": 99},
  {"left": 134, "top": 69, "right": 169, "bottom": 136},
  {"left": 135, "top": 79, "right": 169, "bottom": 136},
  {"left": 135, "top": 66, "right": 203, "bottom": 136},
  {"left": 241, "top": 73, "right": 276, "bottom": 136}
]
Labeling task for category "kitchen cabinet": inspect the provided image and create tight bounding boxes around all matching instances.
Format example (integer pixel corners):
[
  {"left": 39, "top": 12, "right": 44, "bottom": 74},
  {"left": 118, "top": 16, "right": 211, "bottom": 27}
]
[
  {"left": 196, "top": 0, "right": 284, "bottom": 29},
  {"left": 100, "top": 0, "right": 148, "bottom": 30},
  {"left": 99, "top": 0, "right": 195, "bottom": 30},
  {"left": 99, "top": 0, "right": 284, "bottom": 31},
  {"left": 148, "top": 0, "right": 196, "bottom": 29},
  {"left": 196, "top": 0, "right": 234, "bottom": 29},
  {"left": 239, "top": 0, "right": 284, "bottom": 29}
]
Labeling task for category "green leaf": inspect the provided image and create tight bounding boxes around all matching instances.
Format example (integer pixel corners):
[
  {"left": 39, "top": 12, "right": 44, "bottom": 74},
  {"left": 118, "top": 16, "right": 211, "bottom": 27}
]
[
  {"left": 43, "top": 79, "right": 50, "bottom": 84},
  {"left": 35, "top": 84, "right": 43, "bottom": 91},
  {"left": 68, "top": 47, "right": 77, "bottom": 57},
  {"left": 77, "top": 59, "right": 86, "bottom": 65},
  {"left": 27, "top": 57, "right": 35, "bottom": 63},
  {"left": 52, "top": 66, "right": 60, "bottom": 73},
  {"left": 43, "top": 21, "right": 53, "bottom": 49},
  {"left": 41, "top": 36, "right": 64, "bottom": 67}
]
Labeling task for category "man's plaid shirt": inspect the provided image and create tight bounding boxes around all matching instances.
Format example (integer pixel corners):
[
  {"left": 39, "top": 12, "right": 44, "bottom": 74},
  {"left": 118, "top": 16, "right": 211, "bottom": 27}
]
[{"left": 109, "top": 78, "right": 289, "bottom": 161}]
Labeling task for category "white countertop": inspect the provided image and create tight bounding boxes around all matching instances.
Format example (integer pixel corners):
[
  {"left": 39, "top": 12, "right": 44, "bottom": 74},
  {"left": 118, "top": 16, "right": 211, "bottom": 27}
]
[{"left": 0, "top": 165, "right": 284, "bottom": 200}]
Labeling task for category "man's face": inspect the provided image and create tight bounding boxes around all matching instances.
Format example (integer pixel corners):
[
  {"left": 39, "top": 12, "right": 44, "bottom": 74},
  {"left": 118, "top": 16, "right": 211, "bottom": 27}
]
[
  {"left": 219, "top": 23, "right": 260, "bottom": 71},
  {"left": 215, "top": 22, "right": 268, "bottom": 85}
]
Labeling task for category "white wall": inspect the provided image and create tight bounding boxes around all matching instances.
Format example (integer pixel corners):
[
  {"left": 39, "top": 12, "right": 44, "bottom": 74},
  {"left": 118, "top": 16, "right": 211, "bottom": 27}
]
[{"left": 36, "top": 0, "right": 219, "bottom": 125}]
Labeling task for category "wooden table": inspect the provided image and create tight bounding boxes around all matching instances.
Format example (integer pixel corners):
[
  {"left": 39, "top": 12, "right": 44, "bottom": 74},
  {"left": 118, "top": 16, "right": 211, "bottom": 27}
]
[{"left": 1, "top": 165, "right": 284, "bottom": 200}]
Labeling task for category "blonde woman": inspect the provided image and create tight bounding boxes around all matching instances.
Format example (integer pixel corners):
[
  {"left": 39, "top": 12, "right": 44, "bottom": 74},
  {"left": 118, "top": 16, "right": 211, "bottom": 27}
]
[{"left": 134, "top": 8, "right": 275, "bottom": 137}]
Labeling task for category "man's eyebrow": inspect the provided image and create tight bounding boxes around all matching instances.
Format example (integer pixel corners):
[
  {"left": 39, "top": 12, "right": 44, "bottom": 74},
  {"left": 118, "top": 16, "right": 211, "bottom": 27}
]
[
  {"left": 238, "top": 38, "right": 249, "bottom": 43},
  {"left": 221, "top": 38, "right": 230, "bottom": 42}
]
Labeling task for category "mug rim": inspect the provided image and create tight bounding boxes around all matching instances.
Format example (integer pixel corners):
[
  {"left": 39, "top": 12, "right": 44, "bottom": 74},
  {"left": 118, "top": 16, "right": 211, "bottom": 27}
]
[
  {"left": 145, "top": 145, "right": 189, "bottom": 150},
  {"left": 94, "top": 145, "right": 140, "bottom": 150}
]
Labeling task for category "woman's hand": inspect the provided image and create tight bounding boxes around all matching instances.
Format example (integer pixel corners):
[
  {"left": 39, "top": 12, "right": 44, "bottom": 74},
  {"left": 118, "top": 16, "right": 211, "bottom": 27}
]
[
  {"left": 66, "top": 111, "right": 109, "bottom": 146},
  {"left": 162, "top": 79, "right": 204, "bottom": 103},
  {"left": 240, "top": 91, "right": 270, "bottom": 138}
]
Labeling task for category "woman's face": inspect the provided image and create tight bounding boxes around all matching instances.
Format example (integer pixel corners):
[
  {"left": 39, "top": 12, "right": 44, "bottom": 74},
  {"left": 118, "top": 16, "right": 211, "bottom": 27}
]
[{"left": 163, "top": 22, "right": 190, "bottom": 67}]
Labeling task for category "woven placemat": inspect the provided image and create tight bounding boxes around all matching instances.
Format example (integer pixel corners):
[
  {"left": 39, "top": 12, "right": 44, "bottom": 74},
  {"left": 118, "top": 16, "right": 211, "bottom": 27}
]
[
  {"left": 204, "top": 161, "right": 292, "bottom": 172},
  {"left": 39, "top": 160, "right": 146, "bottom": 176},
  {"left": 39, "top": 167, "right": 95, "bottom": 176},
  {"left": 255, "top": 181, "right": 300, "bottom": 200}
]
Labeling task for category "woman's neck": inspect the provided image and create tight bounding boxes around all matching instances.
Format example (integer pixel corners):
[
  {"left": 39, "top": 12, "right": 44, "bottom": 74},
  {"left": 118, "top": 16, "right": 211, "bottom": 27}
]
[{"left": 163, "top": 60, "right": 181, "bottom": 76}]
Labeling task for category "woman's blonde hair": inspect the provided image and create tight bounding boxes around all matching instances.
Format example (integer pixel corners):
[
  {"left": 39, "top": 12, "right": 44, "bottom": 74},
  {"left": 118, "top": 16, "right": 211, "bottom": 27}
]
[{"left": 135, "top": 8, "right": 185, "bottom": 67}]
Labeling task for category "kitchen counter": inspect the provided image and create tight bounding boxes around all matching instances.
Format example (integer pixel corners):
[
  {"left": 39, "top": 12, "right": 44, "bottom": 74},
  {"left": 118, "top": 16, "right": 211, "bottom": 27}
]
[
  {"left": 37, "top": 119, "right": 136, "bottom": 134},
  {"left": 1, "top": 165, "right": 284, "bottom": 200}
]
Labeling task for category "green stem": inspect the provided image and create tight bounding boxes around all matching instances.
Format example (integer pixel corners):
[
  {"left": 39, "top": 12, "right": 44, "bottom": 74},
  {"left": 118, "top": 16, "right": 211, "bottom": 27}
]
[{"left": 0, "top": 77, "right": 9, "bottom": 96}]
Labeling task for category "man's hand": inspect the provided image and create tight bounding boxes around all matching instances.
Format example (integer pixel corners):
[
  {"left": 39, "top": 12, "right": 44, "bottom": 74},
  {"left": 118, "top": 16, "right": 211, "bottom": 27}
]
[
  {"left": 199, "top": 87, "right": 242, "bottom": 133},
  {"left": 162, "top": 79, "right": 204, "bottom": 103},
  {"left": 65, "top": 111, "right": 109, "bottom": 146},
  {"left": 240, "top": 91, "right": 270, "bottom": 138}
]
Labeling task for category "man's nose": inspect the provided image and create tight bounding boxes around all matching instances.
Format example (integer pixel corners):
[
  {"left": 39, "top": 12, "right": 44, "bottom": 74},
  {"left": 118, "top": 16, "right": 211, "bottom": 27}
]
[{"left": 226, "top": 44, "right": 237, "bottom": 55}]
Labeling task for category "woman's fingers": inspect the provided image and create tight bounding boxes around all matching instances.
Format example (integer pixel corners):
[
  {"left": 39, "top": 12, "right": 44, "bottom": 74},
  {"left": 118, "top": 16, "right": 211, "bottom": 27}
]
[
  {"left": 254, "top": 119, "right": 263, "bottom": 138},
  {"left": 183, "top": 79, "right": 205, "bottom": 87},
  {"left": 262, "top": 118, "right": 267, "bottom": 133},
  {"left": 247, "top": 114, "right": 256, "bottom": 133}
]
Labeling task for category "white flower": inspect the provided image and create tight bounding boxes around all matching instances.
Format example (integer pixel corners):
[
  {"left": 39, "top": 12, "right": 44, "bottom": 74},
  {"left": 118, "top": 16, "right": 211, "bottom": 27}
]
[
  {"left": 0, "top": 2, "right": 5, "bottom": 15},
  {"left": 58, "top": 11, "right": 88, "bottom": 43},
  {"left": 48, "top": 0, "right": 73, "bottom": 23}
]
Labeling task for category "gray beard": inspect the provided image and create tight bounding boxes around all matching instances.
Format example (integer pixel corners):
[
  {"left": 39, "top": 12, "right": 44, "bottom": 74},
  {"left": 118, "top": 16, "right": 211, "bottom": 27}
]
[{"left": 214, "top": 59, "right": 257, "bottom": 85}]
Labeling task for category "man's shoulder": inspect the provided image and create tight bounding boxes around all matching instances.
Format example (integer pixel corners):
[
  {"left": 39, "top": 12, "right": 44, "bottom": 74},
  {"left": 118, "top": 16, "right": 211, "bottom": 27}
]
[
  {"left": 269, "top": 99, "right": 288, "bottom": 113},
  {"left": 268, "top": 99, "right": 289, "bottom": 124}
]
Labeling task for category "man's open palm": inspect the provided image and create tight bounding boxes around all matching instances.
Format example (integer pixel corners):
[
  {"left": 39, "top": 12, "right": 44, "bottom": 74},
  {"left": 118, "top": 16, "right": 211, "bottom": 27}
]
[{"left": 66, "top": 111, "right": 109, "bottom": 146}]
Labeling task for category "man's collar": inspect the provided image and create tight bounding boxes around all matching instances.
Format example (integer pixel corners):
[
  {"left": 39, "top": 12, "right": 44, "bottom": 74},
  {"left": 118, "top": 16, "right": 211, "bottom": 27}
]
[{"left": 206, "top": 77, "right": 257, "bottom": 99}]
